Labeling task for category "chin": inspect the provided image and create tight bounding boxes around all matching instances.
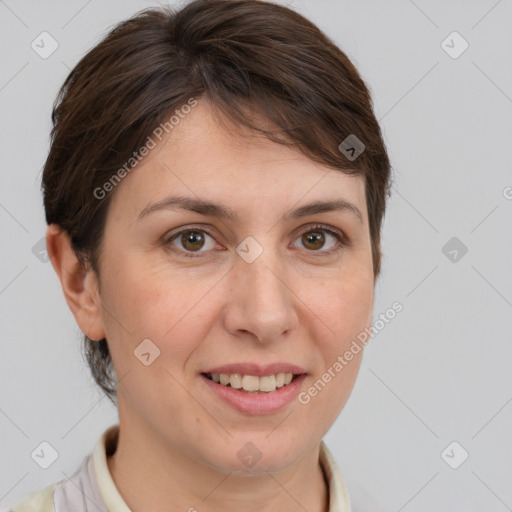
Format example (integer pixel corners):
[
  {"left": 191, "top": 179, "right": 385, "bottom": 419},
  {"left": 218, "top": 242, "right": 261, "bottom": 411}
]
[{"left": 205, "top": 434, "right": 305, "bottom": 475}]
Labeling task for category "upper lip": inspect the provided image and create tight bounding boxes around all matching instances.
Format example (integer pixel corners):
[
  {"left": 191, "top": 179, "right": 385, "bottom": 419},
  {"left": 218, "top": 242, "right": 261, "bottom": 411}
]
[{"left": 202, "top": 362, "right": 307, "bottom": 377}]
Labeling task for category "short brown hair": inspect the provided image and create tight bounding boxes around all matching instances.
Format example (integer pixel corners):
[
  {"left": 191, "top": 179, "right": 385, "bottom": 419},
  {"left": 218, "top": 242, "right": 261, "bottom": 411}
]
[{"left": 43, "top": 0, "right": 392, "bottom": 404}]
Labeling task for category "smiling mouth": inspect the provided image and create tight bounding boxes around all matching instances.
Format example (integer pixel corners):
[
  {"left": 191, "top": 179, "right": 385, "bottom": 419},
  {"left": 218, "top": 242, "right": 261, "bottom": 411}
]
[{"left": 202, "top": 372, "right": 302, "bottom": 394}]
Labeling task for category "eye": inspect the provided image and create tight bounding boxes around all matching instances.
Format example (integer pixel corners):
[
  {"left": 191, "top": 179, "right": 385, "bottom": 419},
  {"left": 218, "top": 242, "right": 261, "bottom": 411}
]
[
  {"left": 292, "top": 224, "right": 347, "bottom": 254},
  {"left": 164, "top": 227, "right": 219, "bottom": 258},
  {"left": 164, "top": 223, "right": 348, "bottom": 259}
]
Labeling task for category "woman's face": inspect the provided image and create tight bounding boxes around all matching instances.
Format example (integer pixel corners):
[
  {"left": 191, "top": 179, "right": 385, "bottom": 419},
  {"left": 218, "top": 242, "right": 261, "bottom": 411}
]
[{"left": 94, "top": 99, "right": 374, "bottom": 473}]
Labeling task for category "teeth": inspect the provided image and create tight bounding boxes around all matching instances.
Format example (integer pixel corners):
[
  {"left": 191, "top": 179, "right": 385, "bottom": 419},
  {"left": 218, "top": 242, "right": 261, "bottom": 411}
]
[
  {"left": 207, "top": 372, "right": 296, "bottom": 392},
  {"left": 230, "top": 374, "right": 242, "bottom": 389},
  {"left": 259, "top": 375, "right": 276, "bottom": 392},
  {"left": 242, "top": 375, "right": 260, "bottom": 392}
]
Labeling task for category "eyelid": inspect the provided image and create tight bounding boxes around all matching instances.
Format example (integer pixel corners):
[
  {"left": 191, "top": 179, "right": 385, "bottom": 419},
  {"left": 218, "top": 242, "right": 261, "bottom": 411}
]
[
  {"left": 163, "top": 224, "right": 219, "bottom": 242},
  {"left": 295, "top": 223, "right": 350, "bottom": 245}
]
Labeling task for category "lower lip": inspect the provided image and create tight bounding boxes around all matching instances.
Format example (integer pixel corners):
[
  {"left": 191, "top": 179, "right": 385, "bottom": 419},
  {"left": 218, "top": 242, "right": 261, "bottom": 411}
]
[{"left": 200, "top": 374, "right": 307, "bottom": 414}]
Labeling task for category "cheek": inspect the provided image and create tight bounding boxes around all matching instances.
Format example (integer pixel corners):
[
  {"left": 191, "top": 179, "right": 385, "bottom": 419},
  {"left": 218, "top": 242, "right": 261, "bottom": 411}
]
[
  {"left": 98, "top": 259, "right": 215, "bottom": 414},
  {"left": 297, "top": 268, "right": 373, "bottom": 423},
  {"left": 99, "top": 255, "right": 220, "bottom": 364},
  {"left": 318, "top": 281, "right": 371, "bottom": 374},
  {"left": 306, "top": 267, "right": 374, "bottom": 350}
]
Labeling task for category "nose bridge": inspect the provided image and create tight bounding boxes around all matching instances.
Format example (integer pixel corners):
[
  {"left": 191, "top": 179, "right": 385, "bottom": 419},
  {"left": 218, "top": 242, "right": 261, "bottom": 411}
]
[
  {"left": 225, "top": 241, "right": 298, "bottom": 341},
  {"left": 244, "top": 251, "right": 284, "bottom": 304}
]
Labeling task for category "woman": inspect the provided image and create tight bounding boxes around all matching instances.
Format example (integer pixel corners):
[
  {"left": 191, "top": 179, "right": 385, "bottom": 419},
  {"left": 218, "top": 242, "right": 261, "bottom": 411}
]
[{"left": 11, "top": 0, "right": 391, "bottom": 510}]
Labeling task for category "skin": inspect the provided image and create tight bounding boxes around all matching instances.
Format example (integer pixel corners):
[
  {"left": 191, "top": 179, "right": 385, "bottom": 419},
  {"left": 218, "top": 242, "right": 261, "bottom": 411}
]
[{"left": 47, "top": 99, "right": 375, "bottom": 512}]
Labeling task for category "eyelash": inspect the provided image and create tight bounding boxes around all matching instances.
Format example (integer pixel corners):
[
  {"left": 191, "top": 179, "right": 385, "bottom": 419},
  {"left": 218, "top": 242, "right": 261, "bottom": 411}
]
[{"left": 163, "top": 223, "right": 349, "bottom": 259}]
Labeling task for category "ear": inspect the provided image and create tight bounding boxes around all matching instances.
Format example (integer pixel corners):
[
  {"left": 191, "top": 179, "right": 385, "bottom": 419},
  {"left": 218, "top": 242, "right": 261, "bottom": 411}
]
[{"left": 46, "top": 224, "right": 106, "bottom": 341}]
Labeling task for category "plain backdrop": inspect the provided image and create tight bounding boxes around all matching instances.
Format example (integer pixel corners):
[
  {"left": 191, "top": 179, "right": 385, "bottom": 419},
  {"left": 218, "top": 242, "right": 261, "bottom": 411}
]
[{"left": 1, "top": 1, "right": 511, "bottom": 510}]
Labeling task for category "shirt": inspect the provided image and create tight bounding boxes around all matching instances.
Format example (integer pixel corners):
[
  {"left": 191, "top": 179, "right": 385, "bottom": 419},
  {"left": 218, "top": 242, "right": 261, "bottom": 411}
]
[{"left": 9, "top": 424, "right": 351, "bottom": 512}]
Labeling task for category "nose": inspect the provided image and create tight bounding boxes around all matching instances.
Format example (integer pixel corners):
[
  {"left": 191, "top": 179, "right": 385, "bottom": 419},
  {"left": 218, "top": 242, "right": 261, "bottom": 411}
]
[{"left": 222, "top": 248, "right": 299, "bottom": 344}]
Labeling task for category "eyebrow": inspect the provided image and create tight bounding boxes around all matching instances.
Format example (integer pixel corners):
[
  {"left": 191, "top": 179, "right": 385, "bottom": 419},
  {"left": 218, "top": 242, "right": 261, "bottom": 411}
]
[{"left": 137, "top": 195, "right": 363, "bottom": 223}]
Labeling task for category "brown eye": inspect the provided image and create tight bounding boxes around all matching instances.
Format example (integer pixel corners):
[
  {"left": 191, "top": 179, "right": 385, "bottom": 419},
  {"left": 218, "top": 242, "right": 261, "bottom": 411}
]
[
  {"left": 302, "top": 230, "right": 325, "bottom": 250},
  {"left": 293, "top": 225, "right": 346, "bottom": 254},
  {"left": 166, "top": 228, "right": 217, "bottom": 258},
  {"left": 181, "top": 230, "right": 205, "bottom": 251}
]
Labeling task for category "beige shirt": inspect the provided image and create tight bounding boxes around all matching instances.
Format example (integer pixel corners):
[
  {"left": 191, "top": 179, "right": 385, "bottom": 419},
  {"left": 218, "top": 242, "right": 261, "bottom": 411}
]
[{"left": 10, "top": 424, "right": 351, "bottom": 512}]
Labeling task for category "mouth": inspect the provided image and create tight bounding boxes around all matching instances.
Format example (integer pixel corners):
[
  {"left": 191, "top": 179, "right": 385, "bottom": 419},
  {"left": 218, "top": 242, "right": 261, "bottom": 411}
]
[
  {"left": 200, "top": 364, "right": 308, "bottom": 414},
  {"left": 201, "top": 372, "right": 303, "bottom": 394}
]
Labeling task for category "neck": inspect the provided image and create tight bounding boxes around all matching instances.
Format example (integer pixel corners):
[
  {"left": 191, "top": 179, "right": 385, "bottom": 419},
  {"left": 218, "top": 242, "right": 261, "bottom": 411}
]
[{"left": 106, "top": 422, "right": 329, "bottom": 512}]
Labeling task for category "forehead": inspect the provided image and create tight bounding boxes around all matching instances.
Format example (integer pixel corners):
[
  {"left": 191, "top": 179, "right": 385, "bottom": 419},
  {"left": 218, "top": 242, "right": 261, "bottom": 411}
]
[{"left": 108, "top": 99, "right": 367, "bottom": 223}]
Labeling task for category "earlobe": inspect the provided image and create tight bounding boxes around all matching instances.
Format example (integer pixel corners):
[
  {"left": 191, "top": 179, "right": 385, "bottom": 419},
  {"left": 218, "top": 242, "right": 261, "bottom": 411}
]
[{"left": 46, "top": 224, "right": 106, "bottom": 341}]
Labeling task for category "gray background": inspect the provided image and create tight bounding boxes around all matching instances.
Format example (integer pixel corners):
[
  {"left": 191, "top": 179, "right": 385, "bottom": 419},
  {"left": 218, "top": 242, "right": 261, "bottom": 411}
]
[{"left": 1, "top": 0, "right": 511, "bottom": 510}]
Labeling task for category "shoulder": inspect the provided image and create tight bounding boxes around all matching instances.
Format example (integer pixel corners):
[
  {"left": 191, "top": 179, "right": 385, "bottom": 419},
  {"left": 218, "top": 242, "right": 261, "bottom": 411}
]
[
  {"left": 7, "top": 426, "right": 116, "bottom": 512},
  {"left": 8, "top": 482, "right": 58, "bottom": 512}
]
